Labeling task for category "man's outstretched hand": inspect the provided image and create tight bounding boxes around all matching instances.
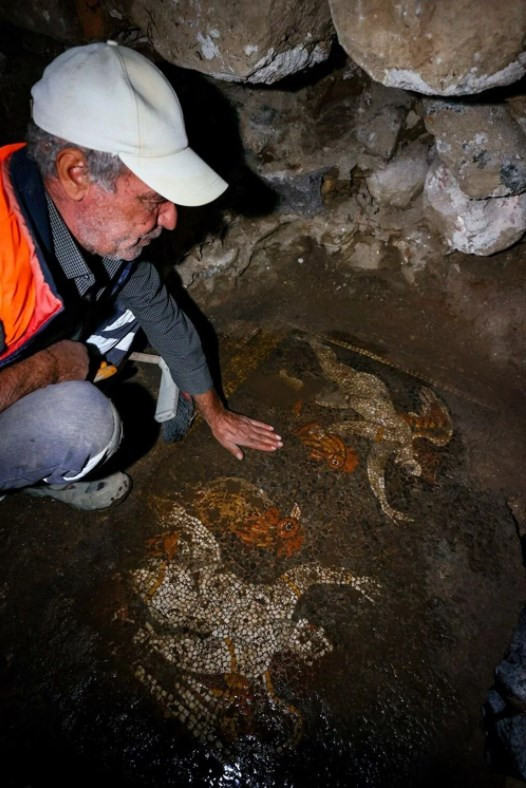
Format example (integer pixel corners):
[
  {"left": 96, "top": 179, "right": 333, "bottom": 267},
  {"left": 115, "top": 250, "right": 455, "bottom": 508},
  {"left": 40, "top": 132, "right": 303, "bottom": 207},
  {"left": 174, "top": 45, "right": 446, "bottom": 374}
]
[{"left": 193, "top": 389, "right": 282, "bottom": 460}]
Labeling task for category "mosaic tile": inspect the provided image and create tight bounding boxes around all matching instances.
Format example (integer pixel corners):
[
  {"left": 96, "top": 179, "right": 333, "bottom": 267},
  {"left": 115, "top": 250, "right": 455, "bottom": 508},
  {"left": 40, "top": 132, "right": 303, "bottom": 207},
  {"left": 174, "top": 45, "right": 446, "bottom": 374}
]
[
  {"left": 128, "top": 496, "right": 378, "bottom": 755},
  {"left": 108, "top": 327, "right": 517, "bottom": 778}
]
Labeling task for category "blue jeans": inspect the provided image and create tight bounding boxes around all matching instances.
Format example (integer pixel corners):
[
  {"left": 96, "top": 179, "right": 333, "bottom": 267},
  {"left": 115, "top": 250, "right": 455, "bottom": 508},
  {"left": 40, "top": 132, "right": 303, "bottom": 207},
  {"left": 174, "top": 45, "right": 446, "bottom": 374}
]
[
  {"left": 0, "top": 303, "right": 138, "bottom": 491},
  {"left": 0, "top": 381, "right": 122, "bottom": 490}
]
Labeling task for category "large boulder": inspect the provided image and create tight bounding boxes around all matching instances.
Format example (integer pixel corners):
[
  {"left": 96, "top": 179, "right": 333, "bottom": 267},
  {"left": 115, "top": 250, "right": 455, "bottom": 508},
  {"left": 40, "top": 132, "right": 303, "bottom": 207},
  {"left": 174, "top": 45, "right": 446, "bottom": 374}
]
[
  {"left": 424, "top": 160, "right": 526, "bottom": 256},
  {"left": 423, "top": 101, "right": 526, "bottom": 199},
  {"left": 101, "top": 0, "right": 334, "bottom": 84},
  {"left": 329, "top": 0, "right": 526, "bottom": 96}
]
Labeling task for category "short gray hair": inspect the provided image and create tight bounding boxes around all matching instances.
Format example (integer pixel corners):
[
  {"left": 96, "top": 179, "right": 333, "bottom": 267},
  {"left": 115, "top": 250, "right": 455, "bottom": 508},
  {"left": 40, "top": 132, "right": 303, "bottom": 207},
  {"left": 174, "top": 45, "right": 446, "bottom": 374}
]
[{"left": 25, "top": 121, "right": 128, "bottom": 191}]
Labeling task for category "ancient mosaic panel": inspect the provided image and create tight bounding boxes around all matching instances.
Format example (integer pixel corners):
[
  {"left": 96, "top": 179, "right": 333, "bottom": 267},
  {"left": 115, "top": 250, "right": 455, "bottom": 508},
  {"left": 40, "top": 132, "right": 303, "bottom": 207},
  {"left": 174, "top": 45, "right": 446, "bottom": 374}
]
[{"left": 114, "top": 329, "right": 497, "bottom": 777}]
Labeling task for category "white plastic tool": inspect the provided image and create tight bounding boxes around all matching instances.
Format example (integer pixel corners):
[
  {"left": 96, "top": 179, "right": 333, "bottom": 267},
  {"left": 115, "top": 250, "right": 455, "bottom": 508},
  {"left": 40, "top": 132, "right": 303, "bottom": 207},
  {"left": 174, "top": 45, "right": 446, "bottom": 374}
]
[{"left": 129, "top": 352, "right": 179, "bottom": 423}]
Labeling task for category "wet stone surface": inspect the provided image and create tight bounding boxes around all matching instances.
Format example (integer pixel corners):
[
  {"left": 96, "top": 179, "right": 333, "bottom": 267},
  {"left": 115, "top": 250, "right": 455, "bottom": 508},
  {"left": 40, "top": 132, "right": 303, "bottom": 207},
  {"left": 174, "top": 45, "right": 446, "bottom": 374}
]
[{"left": 0, "top": 324, "right": 524, "bottom": 787}]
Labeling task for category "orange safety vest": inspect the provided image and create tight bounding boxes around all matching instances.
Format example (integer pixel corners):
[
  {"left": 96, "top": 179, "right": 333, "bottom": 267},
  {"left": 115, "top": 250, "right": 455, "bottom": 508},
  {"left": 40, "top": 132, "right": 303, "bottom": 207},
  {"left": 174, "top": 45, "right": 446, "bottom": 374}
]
[{"left": 0, "top": 143, "right": 63, "bottom": 364}]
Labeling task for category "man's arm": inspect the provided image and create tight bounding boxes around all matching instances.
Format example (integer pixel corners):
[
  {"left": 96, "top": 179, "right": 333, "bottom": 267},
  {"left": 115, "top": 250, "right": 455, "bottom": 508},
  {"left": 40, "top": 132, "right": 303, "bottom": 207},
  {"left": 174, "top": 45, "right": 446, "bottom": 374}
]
[
  {"left": 193, "top": 388, "right": 282, "bottom": 460},
  {"left": 117, "top": 262, "right": 283, "bottom": 458},
  {"left": 0, "top": 340, "right": 89, "bottom": 413}
]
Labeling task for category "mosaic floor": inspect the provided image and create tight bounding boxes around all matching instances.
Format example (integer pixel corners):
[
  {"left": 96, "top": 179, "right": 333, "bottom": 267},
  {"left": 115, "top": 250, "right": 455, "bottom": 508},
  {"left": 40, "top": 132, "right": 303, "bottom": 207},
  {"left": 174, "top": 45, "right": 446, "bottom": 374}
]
[
  {"left": 95, "top": 326, "right": 521, "bottom": 785},
  {"left": 0, "top": 321, "right": 523, "bottom": 787}
]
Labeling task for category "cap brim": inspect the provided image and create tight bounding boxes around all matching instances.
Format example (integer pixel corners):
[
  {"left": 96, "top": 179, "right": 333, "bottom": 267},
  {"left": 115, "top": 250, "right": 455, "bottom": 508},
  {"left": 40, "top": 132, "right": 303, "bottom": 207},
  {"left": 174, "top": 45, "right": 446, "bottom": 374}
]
[{"left": 119, "top": 146, "right": 228, "bottom": 207}]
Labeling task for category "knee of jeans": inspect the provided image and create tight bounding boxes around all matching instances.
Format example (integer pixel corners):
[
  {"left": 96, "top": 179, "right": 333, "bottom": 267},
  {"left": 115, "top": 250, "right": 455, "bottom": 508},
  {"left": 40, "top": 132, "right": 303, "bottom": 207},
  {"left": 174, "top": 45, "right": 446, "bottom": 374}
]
[
  {"left": 0, "top": 381, "right": 124, "bottom": 489},
  {"left": 43, "top": 381, "right": 122, "bottom": 478},
  {"left": 56, "top": 381, "right": 118, "bottom": 446},
  {"left": 60, "top": 394, "right": 123, "bottom": 482}
]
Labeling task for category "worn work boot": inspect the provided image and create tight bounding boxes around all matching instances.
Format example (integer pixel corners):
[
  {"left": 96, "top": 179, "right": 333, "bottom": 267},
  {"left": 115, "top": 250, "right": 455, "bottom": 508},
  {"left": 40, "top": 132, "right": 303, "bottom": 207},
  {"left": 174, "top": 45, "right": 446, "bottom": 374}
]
[
  {"left": 161, "top": 392, "right": 195, "bottom": 443},
  {"left": 23, "top": 471, "right": 131, "bottom": 511}
]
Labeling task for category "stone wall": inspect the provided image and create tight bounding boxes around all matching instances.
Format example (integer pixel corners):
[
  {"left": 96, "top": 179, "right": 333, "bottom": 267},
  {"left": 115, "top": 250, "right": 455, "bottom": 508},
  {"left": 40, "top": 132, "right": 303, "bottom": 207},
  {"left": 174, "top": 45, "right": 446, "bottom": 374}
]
[{"left": 1, "top": 0, "right": 526, "bottom": 273}]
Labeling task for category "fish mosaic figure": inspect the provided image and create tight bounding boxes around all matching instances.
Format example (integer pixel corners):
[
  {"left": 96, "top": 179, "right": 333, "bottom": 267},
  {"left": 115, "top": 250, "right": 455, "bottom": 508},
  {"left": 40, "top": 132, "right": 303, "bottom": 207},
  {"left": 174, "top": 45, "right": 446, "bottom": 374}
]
[
  {"left": 190, "top": 476, "right": 304, "bottom": 558},
  {"left": 293, "top": 421, "right": 359, "bottom": 473},
  {"left": 129, "top": 499, "right": 378, "bottom": 756},
  {"left": 305, "top": 338, "right": 453, "bottom": 522}
]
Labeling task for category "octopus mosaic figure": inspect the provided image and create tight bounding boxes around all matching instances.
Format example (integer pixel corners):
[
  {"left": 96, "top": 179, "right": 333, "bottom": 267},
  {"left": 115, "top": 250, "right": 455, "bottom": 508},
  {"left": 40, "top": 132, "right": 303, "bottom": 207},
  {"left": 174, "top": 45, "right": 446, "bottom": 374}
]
[
  {"left": 304, "top": 338, "right": 453, "bottom": 522},
  {"left": 129, "top": 493, "right": 377, "bottom": 756}
]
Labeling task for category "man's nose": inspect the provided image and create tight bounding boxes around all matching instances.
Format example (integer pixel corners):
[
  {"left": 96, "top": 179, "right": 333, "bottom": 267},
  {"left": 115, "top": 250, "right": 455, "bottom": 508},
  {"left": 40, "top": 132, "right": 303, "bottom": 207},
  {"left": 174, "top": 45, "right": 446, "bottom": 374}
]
[{"left": 158, "top": 202, "right": 177, "bottom": 230}]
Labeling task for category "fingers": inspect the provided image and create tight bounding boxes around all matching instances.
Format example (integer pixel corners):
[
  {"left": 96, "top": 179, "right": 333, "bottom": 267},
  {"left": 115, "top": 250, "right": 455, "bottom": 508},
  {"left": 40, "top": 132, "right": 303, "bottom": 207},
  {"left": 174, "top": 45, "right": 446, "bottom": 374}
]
[
  {"left": 211, "top": 411, "right": 283, "bottom": 460},
  {"left": 224, "top": 442, "right": 245, "bottom": 461},
  {"left": 236, "top": 415, "right": 283, "bottom": 451},
  {"left": 241, "top": 417, "right": 279, "bottom": 432}
]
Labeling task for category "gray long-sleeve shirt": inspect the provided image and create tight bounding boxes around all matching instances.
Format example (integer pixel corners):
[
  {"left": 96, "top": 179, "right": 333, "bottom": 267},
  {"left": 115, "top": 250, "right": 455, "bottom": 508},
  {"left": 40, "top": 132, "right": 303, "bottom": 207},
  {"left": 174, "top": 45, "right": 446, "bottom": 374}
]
[
  {"left": 45, "top": 193, "right": 213, "bottom": 395},
  {"left": 117, "top": 261, "right": 213, "bottom": 394}
]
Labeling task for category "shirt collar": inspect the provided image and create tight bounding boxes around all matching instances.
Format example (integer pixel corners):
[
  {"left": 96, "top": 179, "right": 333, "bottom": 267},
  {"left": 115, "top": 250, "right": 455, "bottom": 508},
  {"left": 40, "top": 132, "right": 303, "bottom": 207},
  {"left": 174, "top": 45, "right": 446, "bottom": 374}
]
[{"left": 45, "top": 192, "right": 124, "bottom": 296}]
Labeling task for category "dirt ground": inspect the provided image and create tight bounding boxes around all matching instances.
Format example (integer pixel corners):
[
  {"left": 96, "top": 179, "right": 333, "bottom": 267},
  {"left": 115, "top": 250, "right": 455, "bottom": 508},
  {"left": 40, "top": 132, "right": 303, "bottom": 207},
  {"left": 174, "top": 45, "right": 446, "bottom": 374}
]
[{"left": 1, "top": 235, "right": 525, "bottom": 787}]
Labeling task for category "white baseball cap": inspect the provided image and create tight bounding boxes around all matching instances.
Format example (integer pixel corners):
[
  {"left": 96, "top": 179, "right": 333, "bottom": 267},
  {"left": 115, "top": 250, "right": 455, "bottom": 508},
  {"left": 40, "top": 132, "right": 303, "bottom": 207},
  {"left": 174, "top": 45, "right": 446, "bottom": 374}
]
[{"left": 31, "top": 41, "right": 228, "bottom": 207}]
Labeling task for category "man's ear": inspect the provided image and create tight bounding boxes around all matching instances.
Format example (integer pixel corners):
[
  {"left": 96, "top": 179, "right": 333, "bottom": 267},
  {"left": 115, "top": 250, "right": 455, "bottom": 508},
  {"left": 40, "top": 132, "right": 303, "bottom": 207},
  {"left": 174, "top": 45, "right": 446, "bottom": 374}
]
[{"left": 54, "top": 148, "right": 91, "bottom": 201}]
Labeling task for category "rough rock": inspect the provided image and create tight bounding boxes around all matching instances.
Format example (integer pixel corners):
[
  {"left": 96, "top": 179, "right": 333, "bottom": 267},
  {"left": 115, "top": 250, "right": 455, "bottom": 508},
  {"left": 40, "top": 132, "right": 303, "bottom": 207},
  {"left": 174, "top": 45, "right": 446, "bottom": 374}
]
[
  {"left": 507, "top": 95, "right": 526, "bottom": 136},
  {"left": 366, "top": 138, "right": 432, "bottom": 208},
  {"left": 354, "top": 82, "right": 413, "bottom": 160},
  {"left": 219, "top": 68, "right": 366, "bottom": 216},
  {"left": 423, "top": 101, "right": 526, "bottom": 199},
  {"left": 178, "top": 214, "right": 282, "bottom": 289},
  {"left": 174, "top": 63, "right": 443, "bottom": 287},
  {"left": 222, "top": 64, "right": 363, "bottom": 173},
  {"left": 484, "top": 606, "right": 526, "bottom": 780},
  {"left": 329, "top": 0, "right": 526, "bottom": 96},
  {"left": 101, "top": 0, "right": 334, "bottom": 84},
  {"left": 179, "top": 171, "right": 440, "bottom": 288},
  {"left": 392, "top": 227, "right": 443, "bottom": 285},
  {"left": 262, "top": 167, "right": 332, "bottom": 217},
  {"left": 0, "top": 0, "right": 114, "bottom": 43},
  {"left": 348, "top": 239, "right": 384, "bottom": 270},
  {"left": 424, "top": 160, "right": 526, "bottom": 256}
]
